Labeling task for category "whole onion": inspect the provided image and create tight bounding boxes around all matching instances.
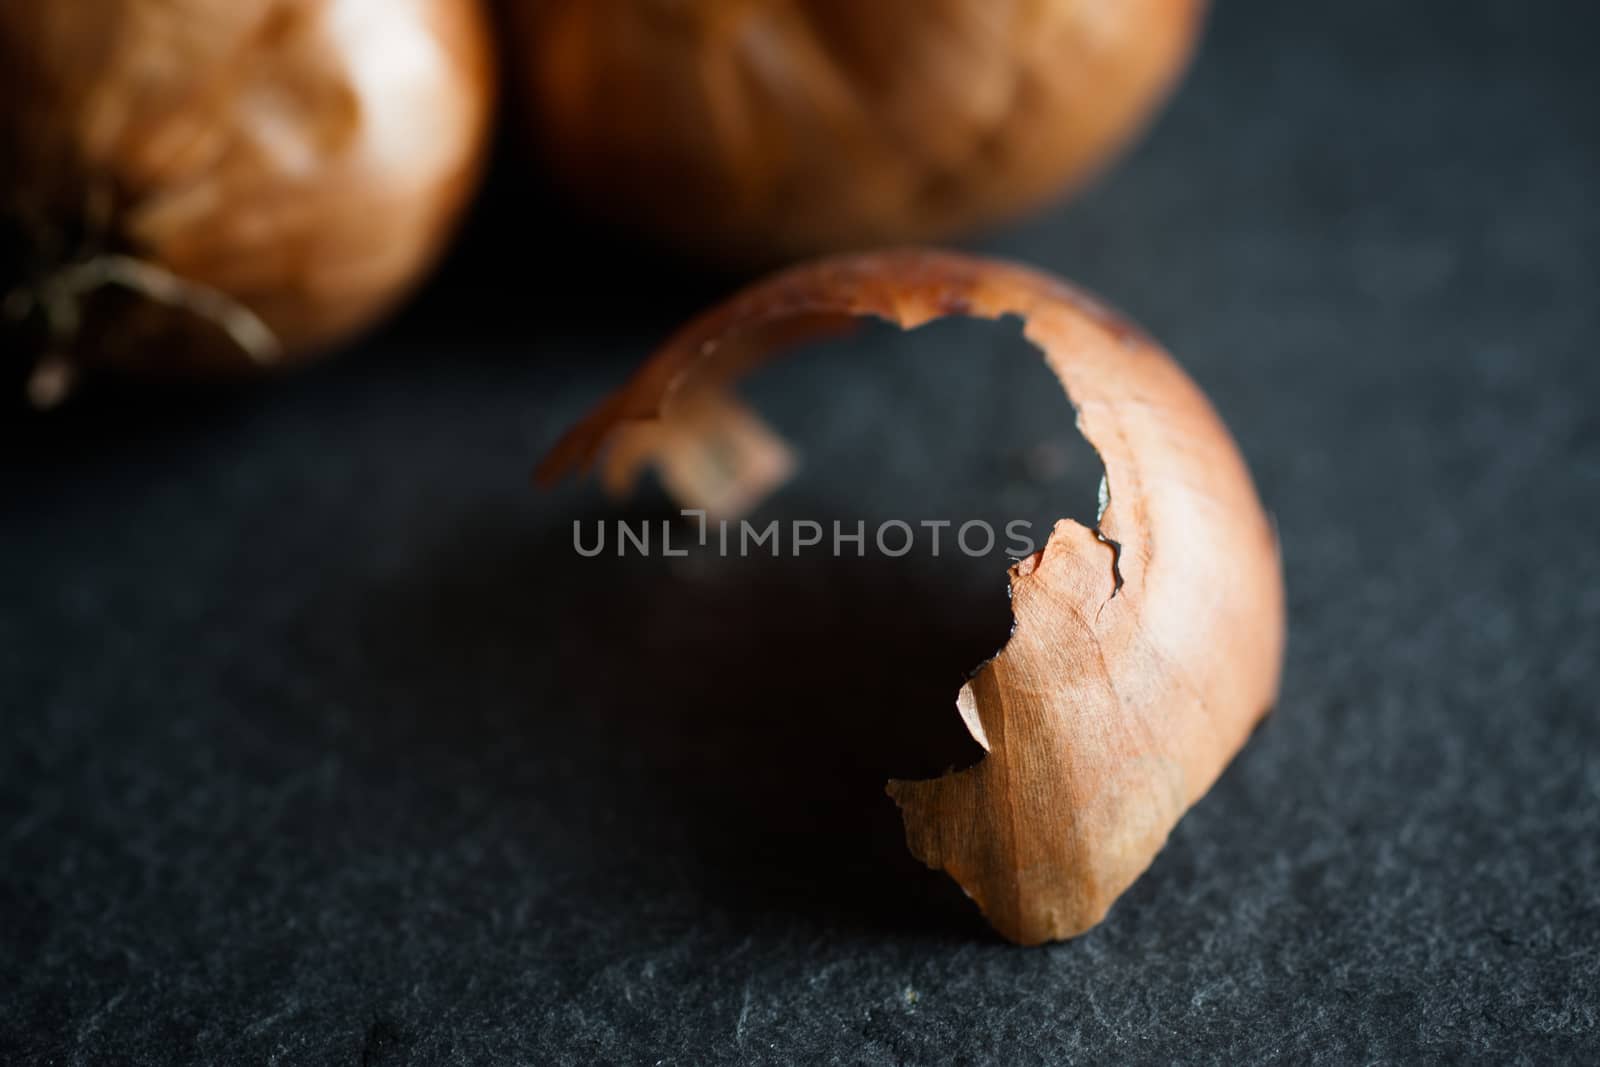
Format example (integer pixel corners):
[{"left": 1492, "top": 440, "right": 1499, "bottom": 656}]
[
  {"left": 1, "top": 0, "right": 494, "bottom": 402},
  {"left": 511, "top": 0, "right": 1204, "bottom": 264}
]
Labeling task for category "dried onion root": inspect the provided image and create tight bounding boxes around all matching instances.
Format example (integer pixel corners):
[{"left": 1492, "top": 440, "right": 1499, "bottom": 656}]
[{"left": 540, "top": 249, "right": 1285, "bottom": 944}]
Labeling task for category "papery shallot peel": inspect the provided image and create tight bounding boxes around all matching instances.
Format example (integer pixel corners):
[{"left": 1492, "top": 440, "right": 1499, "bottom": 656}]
[{"left": 540, "top": 250, "right": 1285, "bottom": 944}]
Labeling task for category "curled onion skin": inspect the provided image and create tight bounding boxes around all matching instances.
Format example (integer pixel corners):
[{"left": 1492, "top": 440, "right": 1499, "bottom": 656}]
[
  {"left": 512, "top": 0, "right": 1204, "bottom": 264},
  {"left": 541, "top": 249, "right": 1285, "bottom": 944},
  {"left": 1, "top": 0, "right": 494, "bottom": 381}
]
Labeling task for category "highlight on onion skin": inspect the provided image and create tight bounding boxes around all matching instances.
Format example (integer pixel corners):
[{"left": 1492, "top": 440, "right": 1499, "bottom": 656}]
[
  {"left": 0, "top": 0, "right": 495, "bottom": 399},
  {"left": 510, "top": 0, "right": 1206, "bottom": 265},
  {"left": 540, "top": 249, "right": 1286, "bottom": 945}
]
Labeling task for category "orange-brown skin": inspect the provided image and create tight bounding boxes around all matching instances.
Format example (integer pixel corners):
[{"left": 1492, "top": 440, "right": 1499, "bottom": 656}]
[
  {"left": 1, "top": 0, "right": 494, "bottom": 374},
  {"left": 511, "top": 0, "right": 1206, "bottom": 264},
  {"left": 542, "top": 249, "right": 1285, "bottom": 945}
]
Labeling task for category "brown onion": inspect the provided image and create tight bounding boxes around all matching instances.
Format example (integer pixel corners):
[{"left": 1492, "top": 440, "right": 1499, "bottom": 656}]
[
  {"left": 541, "top": 249, "right": 1285, "bottom": 944},
  {"left": 510, "top": 0, "right": 1204, "bottom": 264},
  {"left": 1, "top": 0, "right": 494, "bottom": 400}
]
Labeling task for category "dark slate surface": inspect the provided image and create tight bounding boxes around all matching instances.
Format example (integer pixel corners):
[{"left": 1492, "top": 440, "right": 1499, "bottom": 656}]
[{"left": 3, "top": 1, "right": 1597, "bottom": 1063}]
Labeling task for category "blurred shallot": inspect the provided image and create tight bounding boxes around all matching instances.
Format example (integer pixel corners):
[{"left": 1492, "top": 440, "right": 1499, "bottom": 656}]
[
  {"left": 1, "top": 0, "right": 495, "bottom": 402},
  {"left": 509, "top": 0, "right": 1205, "bottom": 263}
]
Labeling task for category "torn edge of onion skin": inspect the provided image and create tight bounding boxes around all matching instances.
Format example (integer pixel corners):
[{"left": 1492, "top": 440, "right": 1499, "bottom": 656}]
[
  {"left": 542, "top": 253, "right": 1145, "bottom": 923},
  {"left": 538, "top": 248, "right": 1285, "bottom": 946}
]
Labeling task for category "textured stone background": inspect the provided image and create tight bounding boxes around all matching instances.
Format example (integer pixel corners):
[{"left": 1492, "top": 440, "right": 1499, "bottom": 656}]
[{"left": 3, "top": 1, "right": 1597, "bottom": 1062}]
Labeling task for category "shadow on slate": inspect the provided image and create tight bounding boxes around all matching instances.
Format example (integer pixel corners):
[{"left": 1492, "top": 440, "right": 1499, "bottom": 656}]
[{"left": 352, "top": 499, "right": 1005, "bottom": 939}]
